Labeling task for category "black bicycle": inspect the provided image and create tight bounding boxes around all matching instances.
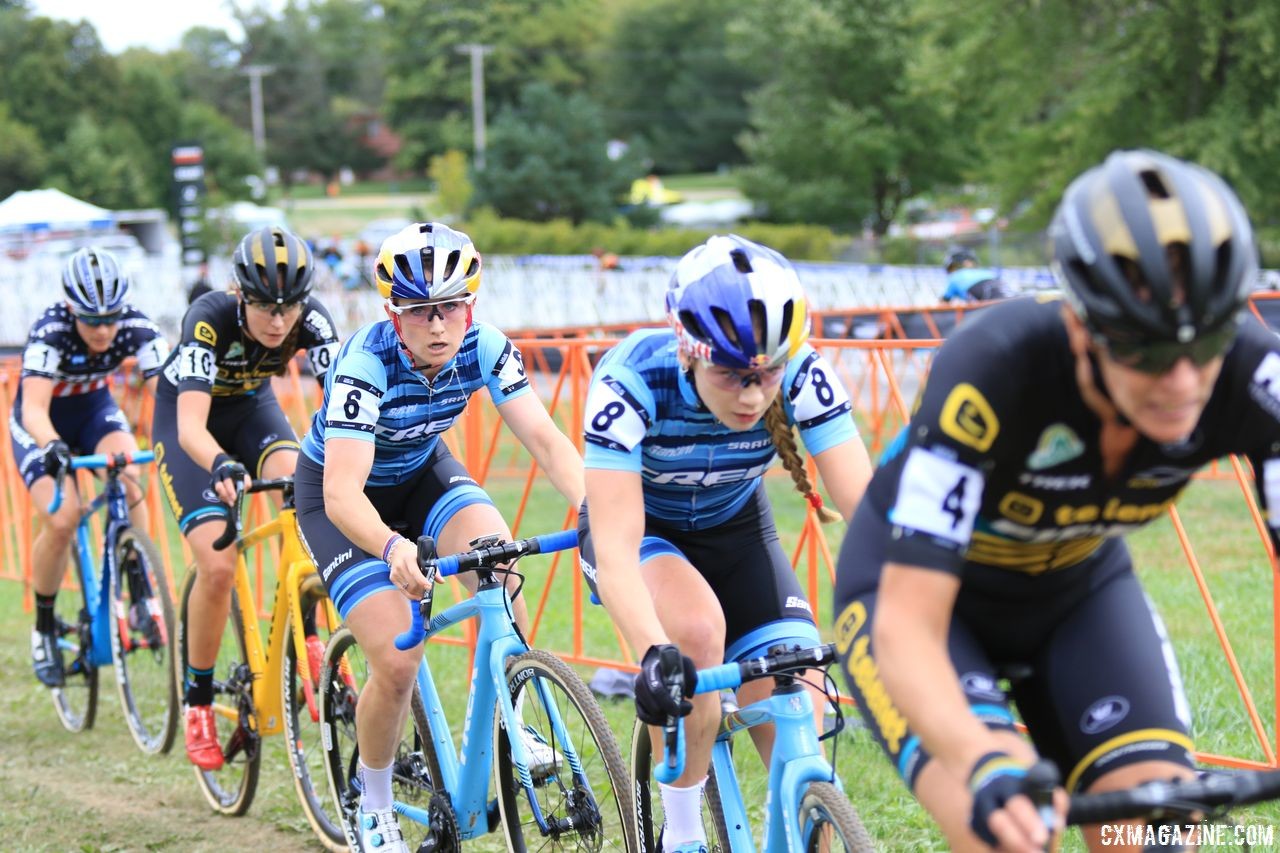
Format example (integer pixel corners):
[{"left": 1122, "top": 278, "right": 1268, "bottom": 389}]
[{"left": 1023, "top": 760, "right": 1280, "bottom": 851}]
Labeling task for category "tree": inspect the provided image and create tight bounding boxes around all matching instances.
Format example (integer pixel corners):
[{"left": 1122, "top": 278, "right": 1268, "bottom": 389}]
[
  {"left": 474, "top": 82, "right": 641, "bottom": 223},
  {"left": 47, "top": 114, "right": 157, "bottom": 209},
  {"left": 598, "top": 0, "right": 759, "bottom": 173},
  {"left": 178, "top": 102, "right": 262, "bottom": 202},
  {"left": 429, "top": 150, "right": 473, "bottom": 219},
  {"left": 0, "top": 105, "right": 46, "bottom": 198},
  {"left": 730, "top": 0, "right": 963, "bottom": 234}
]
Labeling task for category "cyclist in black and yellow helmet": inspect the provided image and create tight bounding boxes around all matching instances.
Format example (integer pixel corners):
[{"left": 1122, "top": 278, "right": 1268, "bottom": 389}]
[{"left": 150, "top": 225, "right": 343, "bottom": 771}]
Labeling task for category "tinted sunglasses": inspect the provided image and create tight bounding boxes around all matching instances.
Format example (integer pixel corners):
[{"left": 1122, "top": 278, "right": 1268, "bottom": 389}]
[
  {"left": 244, "top": 299, "right": 303, "bottom": 318},
  {"left": 386, "top": 297, "right": 473, "bottom": 326},
  {"left": 1102, "top": 323, "right": 1237, "bottom": 375},
  {"left": 75, "top": 311, "right": 123, "bottom": 327},
  {"left": 700, "top": 361, "right": 786, "bottom": 392}
]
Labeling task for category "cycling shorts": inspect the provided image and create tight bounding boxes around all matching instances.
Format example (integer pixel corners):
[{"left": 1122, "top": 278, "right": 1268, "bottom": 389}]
[
  {"left": 9, "top": 388, "right": 130, "bottom": 487},
  {"left": 578, "top": 483, "right": 819, "bottom": 661},
  {"left": 833, "top": 506, "right": 1195, "bottom": 793},
  {"left": 294, "top": 444, "right": 496, "bottom": 620},
  {"left": 151, "top": 385, "right": 298, "bottom": 534}
]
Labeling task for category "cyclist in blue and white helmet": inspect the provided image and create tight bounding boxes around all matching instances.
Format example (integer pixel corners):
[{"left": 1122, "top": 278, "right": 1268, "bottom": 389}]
[
  {"left": 62, "top": 247, "right": 129, "bottom": 317},
  {"left": 579, "top": 235, "right": 872, "bottom": 853}
]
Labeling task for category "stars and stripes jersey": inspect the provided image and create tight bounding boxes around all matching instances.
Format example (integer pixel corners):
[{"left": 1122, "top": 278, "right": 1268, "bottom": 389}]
[
  {"left": 582, "top": 328, "right": 858, "bottom": 531},
  {"left": 158, "top": 291, "right": 340, "bottom": 398},
  {"left": 299, "top": 319, "right": 531, "bottom": 486},
  {"left": 16, "top": 302, "right": 168, "bottom": 407},
  {"left": 866, "top": 296, "right": 1280, "bottom": 578}
]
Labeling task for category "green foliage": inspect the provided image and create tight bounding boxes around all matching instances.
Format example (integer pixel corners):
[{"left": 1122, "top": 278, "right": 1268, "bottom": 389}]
[
  {"left": 177, "top": 102, "right": 262, "bottom": 201},
  {"left": 473, "top": 82, "right": 641, "bottom": 224},
  {"left": 429, "top": 149, "right": 474, "bottom": 219},
  {"left": 46, "top": 114, "right": 157, "bottom": 209},
  {"left": 0, "top": 104, "right": 46, "bottom": 198},
  {"left": 459, "top": 207, "right": 843, "bottom": 259},
  {"left": 597, "top": 0, "right": 757, "bottom": 173},
  {"left": 729, "top": 0, "right": 964, "bottom": 235}
]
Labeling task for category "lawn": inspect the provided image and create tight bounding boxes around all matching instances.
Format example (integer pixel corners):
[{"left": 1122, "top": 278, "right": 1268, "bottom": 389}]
[{"left": 1, "top": 472, "right": 1277, "bottom": 851}]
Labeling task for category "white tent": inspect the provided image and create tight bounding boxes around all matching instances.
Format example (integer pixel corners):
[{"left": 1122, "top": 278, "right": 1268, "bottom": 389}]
[{"left": 0, "top": 188, "right": 114, "bottom": 233}]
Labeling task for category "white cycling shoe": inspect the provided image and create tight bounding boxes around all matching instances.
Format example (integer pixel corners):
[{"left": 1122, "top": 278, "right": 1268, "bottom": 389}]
[{"left": 357, "top": 804, "right": 409, "bottom": 852}]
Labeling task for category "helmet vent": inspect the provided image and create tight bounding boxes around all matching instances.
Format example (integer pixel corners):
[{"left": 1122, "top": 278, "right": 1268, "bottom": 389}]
[
  {"left": 396, "top": 253, "right": 417, "bottom": 282},
  {"left": 678, "top": 309, "right": 707, "bottom": 342},
  {"left": 747, "top": 299, "right": 768, "bottom": 353},
  {"left": 729, "top": 248, "right": 753, "bottom": 274},
  {"left": 711, "top": 307, "right": 739, "bottom": 349},
  {"left": 465, "top": 257, "right": 480, "bottom": 277},
  {"left": 442, "top": 250, "right": 460, "bottom": 281},
  {"left": 1139, "top": 169, "right": 1170, "bottom": 199},
  {"left": 779, "top": 299, "right": 794, "bottom": 346}
]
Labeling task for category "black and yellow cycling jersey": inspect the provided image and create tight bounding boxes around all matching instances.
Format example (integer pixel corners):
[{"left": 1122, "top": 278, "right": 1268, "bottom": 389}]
[
  {"left": 864, "top": 296, "right": 1280, "bottom": 581},
  {"left": 158, "top": 290, "right": 339, "bottom": 398}
]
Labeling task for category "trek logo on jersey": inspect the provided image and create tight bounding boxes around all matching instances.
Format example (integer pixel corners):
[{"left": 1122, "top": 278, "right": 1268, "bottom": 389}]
[
  {"left": 1026, "top": 423, "right": 1084, "bottom": 470},
  {"left": 643, "top": 462, "right": 770, "bottom": 487},
  {"left": 938, "top": 383, "right": 998, "bottom": 452},
  {"left": 194, "top": 321, "right": 217, "bottom": 346},
  {"left": 1080, "top": 695, "right": 1129, "bottom": 735},
  {"left": 373, "top": 420, "right": 452, "bottom": 442}
]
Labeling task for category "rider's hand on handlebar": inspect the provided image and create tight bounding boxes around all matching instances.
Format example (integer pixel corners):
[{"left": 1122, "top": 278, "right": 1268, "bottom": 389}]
[
  {"left": 968, "top": 751, "right": 1062, "bottom": 851},
  {"left": 210, "top": 453, "right": 249, "bottom": 506},
  {"left": 634, "top": 644, "right": 697, "bottom": 725},
  {"left": 42, "top": 439, "right": 72, "bottom": 480},
  {"left": 386, "top": 536, "right": 431, "bottom": 599}
]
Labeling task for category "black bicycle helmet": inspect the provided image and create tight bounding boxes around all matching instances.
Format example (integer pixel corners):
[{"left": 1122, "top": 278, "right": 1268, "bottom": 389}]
[
  {"left": 232, "top": 226, "right": 315, "bottom": 304},
  {"left": 1050, "top": 149, "right": 1257, "bottom": 345},
  {"left": 944, "top": 247, "right": 977, "bottom": 273}
]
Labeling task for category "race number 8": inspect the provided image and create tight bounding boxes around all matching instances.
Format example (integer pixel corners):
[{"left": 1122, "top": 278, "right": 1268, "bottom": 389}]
[{"left": 591, "top": 401, "right": 625, "bottom": 431}]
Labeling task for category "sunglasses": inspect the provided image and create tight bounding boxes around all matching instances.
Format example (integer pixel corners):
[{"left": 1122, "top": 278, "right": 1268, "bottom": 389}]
[
  {"left": 386, "top": 297, "right": 474, "bottom": 326},
  {"left": 244, "top": 300, "right": 304, "bottom": 318},
  {"left": 1103, "top": 323, "right": 1237, "bottom": 375},
  {"left": 700, "top": 361, "right": 786, "bottom": 392},
  {"left": 75, "top": 311, "right": 123, "bottom": 327}
]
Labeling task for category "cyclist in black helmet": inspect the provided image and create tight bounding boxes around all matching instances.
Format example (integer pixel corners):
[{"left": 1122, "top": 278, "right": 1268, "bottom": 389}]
[
  {"left": 833, "top": 150, "right": 1271, "bottom": 852},
  {"left": 150, "top": 225, "right": 342, "bottom": 770},
  {"left": 941, "top": 247, "right": 1016, "bottom": 303}
]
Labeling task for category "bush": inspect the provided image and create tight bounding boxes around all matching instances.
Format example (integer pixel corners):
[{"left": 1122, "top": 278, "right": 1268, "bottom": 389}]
[{"left": 457, "top": 210, "right": 846, "bottom": 261}]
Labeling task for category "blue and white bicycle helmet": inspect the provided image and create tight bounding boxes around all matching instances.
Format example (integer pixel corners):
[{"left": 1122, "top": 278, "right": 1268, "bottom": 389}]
[
  {"left": 666, "top": 234, "right": 810, "bottom": 369},
  {"left": 374, "top": 222, "right": 482, "bottom": 302},
  {"left": 62, "top": 247, "right": 128, "bottom": 316}
]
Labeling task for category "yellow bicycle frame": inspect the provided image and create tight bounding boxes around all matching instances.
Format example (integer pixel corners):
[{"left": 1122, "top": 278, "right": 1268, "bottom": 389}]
[{"left": 215, "top": 500, "right": 340, "bottom": 737}]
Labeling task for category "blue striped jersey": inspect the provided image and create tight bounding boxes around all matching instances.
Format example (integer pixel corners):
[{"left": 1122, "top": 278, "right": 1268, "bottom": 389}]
[
  {"left": 300, "top": 319, "right": 530, "bottom": 486},
  {"left": 583, "top": 328, "right": 857, "bottom": 530}
]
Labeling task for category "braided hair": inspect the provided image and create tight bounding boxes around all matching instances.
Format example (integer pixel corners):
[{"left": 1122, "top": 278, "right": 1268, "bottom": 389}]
[{"left": 762, "top": 395, "right": 841, "bottom": 524}]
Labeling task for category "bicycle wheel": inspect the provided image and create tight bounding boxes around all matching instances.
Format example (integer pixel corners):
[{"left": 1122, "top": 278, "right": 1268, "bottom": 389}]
[
  {"left": 50, "top": 548, "right": 98, "bottom": 733},
  {"left": 496, "top": 648, "right": 636, "bottom": 853},
  {"left": 111, "top": 528, "right": 178, "bottom": 755},
  {"left": 320, "top": 627, "right": 451, "bottom": 853},
  {"left": 282, "top": 573, "right": 347, "bottom": 851},
  {"left": 630, "top": 717, "right": 729, "bottom": 853},
  {"left": 797, "top": 781, "right": 875, "bottom": 853},
  {"left": 173, "top": 565, "right": 261, "bottom": 815}
]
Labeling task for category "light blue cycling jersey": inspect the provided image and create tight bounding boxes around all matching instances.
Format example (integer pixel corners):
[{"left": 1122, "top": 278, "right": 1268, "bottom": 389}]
[
  {"left": 300, "top": 319, "right": 530, "bottom": 486},
  {"left": 583, "top": 328, "right": 857, "bottom": 530}
]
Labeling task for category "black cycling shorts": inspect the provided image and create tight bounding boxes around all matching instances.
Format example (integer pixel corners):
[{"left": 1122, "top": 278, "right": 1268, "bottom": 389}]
[
  {"left": 10, "top": 388, "right": 131, "bottom": 487},
  {"left": 578, "top": 483, "right": 819, "bottom": 661},
  {"left": 294, "top": 444, "right": 496, "bottom": 620},
  {"left": 833, "top": 504, "right": 1194, "bottom": 793},
  {"left": 151, "top": 385, "right": 298, "bottom": 534}
]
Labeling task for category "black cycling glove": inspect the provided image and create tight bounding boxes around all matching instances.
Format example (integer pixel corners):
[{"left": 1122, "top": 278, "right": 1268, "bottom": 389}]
[
  {"left": 968, "top": 751, "right": 1029, "bottom": 848},
  {"left": 210, "top": 452, "right": 247, "bottom": 494},
  {"left": 634, "top": 643, "right": 697, "bottom": 725},
  {"left": 42, "top": 440, "right": 72, "bottom": 480}
]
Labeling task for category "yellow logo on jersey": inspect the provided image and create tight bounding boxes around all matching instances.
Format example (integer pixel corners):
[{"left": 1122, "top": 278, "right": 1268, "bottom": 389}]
[
  {"left": 939, "top": 383, "right": 999, "bottom": 452},
  {"left": 194, "top": 321, "right": 217, "bottom": 347},
  {"left": 835, "top": 601, "right": 908, "bottom": 753},
  {"left": 998, "top": 491, "right": 1044, "bottom": 525}
]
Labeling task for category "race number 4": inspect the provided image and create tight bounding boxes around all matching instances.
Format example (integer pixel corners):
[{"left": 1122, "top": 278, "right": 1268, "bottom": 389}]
[{"left": 888, "top": 447, "right": 984, "bottom": 545}]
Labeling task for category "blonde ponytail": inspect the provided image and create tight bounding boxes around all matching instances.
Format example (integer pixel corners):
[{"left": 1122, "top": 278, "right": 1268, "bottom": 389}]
[{"left": 763, "top": 396, "right": 841, "bottom": 524}]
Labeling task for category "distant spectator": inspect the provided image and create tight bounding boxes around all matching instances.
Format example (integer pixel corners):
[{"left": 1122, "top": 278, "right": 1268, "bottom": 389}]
[
  {"left": 187, "top": 264, "right": 214, "bottom": 305},
  {"left": 591, "top": 246, "right": 620, "bottom": 271},
  {"left": 941, "top": 247, "right": 1016, "bottom": 302}
]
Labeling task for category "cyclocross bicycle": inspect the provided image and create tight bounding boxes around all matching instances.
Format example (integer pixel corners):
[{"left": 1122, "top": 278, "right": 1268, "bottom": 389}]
[
  {"left": 45, "top": 449, "right": 177, "bottom": 754},
  {"left": 172, "top": 476, "right": 348, "bottom": 850},
  {"left": 320, "top": 530, "right": 638, "bottom": 853},
  {"left": 637, "top": 643, "right": 874, "bottom": 853},
  {"left": 1023, "top": 759, "right": 1280, "bottom": 852}
]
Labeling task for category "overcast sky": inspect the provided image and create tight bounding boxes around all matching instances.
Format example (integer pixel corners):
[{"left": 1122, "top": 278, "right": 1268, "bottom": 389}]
[{"left": 29, "top": 1, "right": 282, "bottom": 53}]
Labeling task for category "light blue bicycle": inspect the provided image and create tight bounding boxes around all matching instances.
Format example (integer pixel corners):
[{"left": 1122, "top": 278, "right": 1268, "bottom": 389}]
[
  {"left": 633, "top": 643, "right": 873, "bottom": 853},
  {"left": 44, "top": 449, "right": 178, "bottom": 754},
  {"left": 319, "top": 530, "right": 637, "bottom": 852}
]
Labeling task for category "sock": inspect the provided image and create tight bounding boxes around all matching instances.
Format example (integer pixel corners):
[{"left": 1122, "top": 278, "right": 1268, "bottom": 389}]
[
  {"left": 659, "top": 777, "right": 707, "bottom": 850},
  {"left": 360, "top": 759, "right": 395, "bottom": 811},
  {"left": 185, "top": 665, "right": 214, "bottom": 706},
  {"left": 35, "top": 593, "right": 57, "bottom": 634}
]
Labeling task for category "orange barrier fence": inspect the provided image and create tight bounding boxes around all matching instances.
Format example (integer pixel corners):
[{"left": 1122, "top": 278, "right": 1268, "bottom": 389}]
[{"left": 3, "top": 332, "right": 1279, "bottom": 769}]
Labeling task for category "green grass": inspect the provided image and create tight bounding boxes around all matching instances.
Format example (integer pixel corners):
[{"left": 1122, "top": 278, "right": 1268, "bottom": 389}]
[{"left": 2, "top": 474, "right": 1279, "bottom": 850}]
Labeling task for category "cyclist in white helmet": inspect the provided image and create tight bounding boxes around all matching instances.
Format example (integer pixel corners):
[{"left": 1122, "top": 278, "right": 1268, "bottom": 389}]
[{"left": 11, "top": 247, "right": 169, "bottom": 688}]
